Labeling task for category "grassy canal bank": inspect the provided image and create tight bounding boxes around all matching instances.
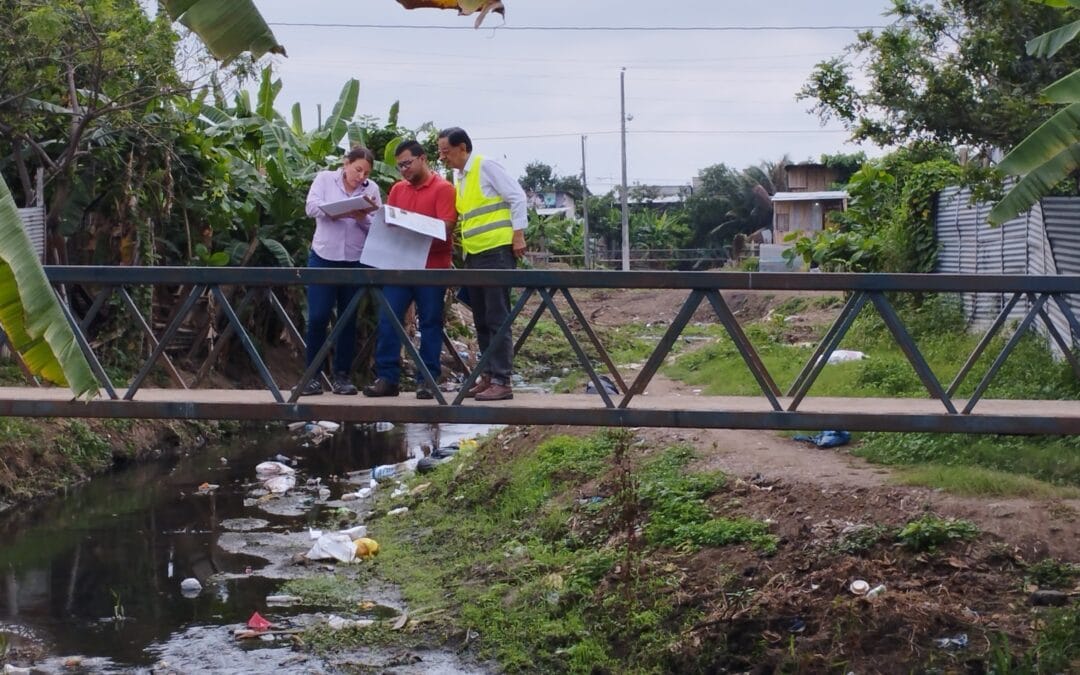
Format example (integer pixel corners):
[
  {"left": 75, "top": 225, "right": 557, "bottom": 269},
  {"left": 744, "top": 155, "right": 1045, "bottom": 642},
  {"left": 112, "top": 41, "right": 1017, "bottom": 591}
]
[{"left": 289, "top": 426, "right": 1079, "bottom": 673}]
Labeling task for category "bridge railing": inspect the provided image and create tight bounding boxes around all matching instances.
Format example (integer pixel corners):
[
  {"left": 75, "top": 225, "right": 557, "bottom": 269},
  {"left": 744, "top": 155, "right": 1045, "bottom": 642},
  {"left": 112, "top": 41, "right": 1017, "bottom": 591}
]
[{"left": 33, "top": 267, "right": 1080, "bottom": 431}]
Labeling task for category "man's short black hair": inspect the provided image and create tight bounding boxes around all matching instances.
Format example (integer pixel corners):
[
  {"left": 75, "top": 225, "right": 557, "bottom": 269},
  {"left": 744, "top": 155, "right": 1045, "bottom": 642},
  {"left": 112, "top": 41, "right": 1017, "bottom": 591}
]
[
  {"left": 437, "top": 127, "right": 472, "bottom": 153},
  {"left": 395, "top": 139, "right": 426, "bottom": 158}
]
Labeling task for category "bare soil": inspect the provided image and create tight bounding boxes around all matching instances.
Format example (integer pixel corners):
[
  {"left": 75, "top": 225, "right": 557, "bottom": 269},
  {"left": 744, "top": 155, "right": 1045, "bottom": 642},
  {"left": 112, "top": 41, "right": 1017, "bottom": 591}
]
[{"left": 533, "top": 285, "right": 1080, "bottom": 671}]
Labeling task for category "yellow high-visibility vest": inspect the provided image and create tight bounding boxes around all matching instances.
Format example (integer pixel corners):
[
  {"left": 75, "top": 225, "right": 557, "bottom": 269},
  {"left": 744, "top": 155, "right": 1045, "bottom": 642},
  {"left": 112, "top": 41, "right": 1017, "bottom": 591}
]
[{"left": 456, "top": 155, "right": 514, "bottom": 255}]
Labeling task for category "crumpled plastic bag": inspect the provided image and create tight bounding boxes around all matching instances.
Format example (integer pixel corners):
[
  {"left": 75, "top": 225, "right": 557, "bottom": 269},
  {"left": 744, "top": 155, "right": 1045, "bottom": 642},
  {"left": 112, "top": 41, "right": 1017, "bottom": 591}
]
[
  {"left": 793, "top": 430, "right": 851, "bottom": 448},
  {"left": 585, "top": 375, "right": 619, "bottom": 395},
  {"left": 255, "top": 461, "right": 295, "bottom": 478},
  {"left": 305, "top": 533, "right": 356, "bottom": 563},
  {"left": 264, "top": 474, "right": 296, "bottom": 494}
]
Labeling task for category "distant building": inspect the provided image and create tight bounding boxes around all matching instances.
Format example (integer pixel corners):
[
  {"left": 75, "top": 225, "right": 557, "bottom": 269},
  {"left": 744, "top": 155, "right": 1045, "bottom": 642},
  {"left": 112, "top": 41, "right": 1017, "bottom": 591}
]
[
  {"left": 527, "top": 190, "right": 577, "bottom": 220},
  {"left": 771, "top": 163, "right": 848, "bottom": 242}
]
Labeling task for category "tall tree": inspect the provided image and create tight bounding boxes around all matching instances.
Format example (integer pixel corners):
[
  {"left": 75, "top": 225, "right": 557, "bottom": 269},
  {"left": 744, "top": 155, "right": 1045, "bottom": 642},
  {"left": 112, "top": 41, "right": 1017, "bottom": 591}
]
[
  {"left": 0, "top": 0, "right": 184, "bottom": 240},
  {"left": 798, "top": 0, "right": 1080, "bottom": 156}
]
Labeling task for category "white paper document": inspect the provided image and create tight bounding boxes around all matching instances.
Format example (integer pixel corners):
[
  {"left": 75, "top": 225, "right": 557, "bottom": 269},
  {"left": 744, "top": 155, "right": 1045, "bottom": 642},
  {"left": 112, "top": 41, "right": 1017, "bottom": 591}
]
[
  {"left": 359, "top": 209, "right": 432, "bottom": 269},
  {"left": 319, "top": 194, "right": 378, "bottom": 217},
  {"left": 383, "top": 205, "right": 447, "bottom": 241}
]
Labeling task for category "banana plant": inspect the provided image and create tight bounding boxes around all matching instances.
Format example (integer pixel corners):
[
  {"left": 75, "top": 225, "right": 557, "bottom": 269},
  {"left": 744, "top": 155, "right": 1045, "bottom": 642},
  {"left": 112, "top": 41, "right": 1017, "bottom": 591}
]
[
  {"left": 160, "top": 1, "right": 506, "bottom": 64},
  {"left": 0, "top": 177, "right": 98, "bottom": 399},
  {"left": 990, "top": 0, "right": 1080, "bottom": 225}
]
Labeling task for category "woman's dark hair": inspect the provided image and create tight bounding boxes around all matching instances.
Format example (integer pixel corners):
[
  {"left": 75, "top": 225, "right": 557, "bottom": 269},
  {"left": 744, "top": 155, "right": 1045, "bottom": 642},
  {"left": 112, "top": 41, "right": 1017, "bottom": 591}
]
[
  {"left": 395, "top": 140, "right": 426, "bottom": 158},
  {"left": 344, "top": 146, "right": 375, "bottom": 165},
  {"left": 437, "top": 127, "right": 472, "bottom": 153}
]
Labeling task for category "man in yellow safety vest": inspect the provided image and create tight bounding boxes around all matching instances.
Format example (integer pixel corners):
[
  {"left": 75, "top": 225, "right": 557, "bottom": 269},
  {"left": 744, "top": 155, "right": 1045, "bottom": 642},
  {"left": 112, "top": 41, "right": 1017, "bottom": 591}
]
[{"left": 437, "top": 127, "right": 527, "bottom": 401}]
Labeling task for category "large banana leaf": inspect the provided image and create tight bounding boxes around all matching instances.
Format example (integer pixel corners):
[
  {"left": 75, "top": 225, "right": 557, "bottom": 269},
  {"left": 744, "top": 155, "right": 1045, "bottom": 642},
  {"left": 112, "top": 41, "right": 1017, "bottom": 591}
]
[
  {"left": 165, "top": 1, "right": 506, "bottom": 63},
  {"left": 0, "top": 179, "right": 98, "bottom": 399},
  {"left": 990, "top": 144, "right": 1080, "bottom": 225},
  {"left": 161, "top": 0, "right": 285, "bottom": 62},
  {"left": 322, "top": 79, "right": 360, "bottom": 147},
  {"left": 1042, "top": 69, "right": 1080, "bottom": 102}
]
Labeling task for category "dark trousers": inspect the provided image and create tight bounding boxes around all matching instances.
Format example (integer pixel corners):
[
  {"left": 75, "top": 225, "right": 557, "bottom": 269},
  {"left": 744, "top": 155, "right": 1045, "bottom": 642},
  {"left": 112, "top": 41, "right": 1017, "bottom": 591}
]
[
  {"left": 465, "top": 244, "right": 515, "bottom": 385},
  {"left": 305, "top": 251, "right": 364, "bottom": 375},
  {"left": 374, "top": 284, "right": 446, "bottom": 384}
]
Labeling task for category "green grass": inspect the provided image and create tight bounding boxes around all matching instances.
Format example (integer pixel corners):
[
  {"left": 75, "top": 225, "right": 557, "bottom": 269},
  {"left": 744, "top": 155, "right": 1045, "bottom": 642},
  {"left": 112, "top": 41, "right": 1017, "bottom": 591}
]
[
  {"left": 893, "top": 465, "right": 1080, "bottom": 498},
  {"left": 857, "top": 433, "right": 1080, "bottom": 488},
  {"left": 365, "top": 431, "right": 775, "bottom": 673},
  {"left": 895, "top": 514, "right": 979, "bottom": 552},
  {"left": 279, "top": 574, "right": 371, "bottom": 609}
]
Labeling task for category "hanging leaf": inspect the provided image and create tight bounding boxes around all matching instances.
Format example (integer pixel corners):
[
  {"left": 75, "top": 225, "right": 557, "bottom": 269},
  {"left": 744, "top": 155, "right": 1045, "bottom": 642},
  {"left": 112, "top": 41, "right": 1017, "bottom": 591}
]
[
  {"left": 0, "top": 179, "right": 98, "bottom": 399},
  {"left": 322, "top": 79, "right": 360, "bottom": 147},
  {"left": 160, "top": 0, "right": 285, "bottom": 62},
  {"left": 260, "top": 238, "right": 294, "bottom": 267}
]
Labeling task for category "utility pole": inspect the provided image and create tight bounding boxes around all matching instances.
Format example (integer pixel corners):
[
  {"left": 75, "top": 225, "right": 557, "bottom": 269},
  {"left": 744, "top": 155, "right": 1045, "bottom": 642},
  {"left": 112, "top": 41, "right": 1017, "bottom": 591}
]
[
  {"left": 581, "top": 135, "right": 590, "bottom": 269},
  {"left": 619, "top": 68, "right": 630, "bottom": 271}
]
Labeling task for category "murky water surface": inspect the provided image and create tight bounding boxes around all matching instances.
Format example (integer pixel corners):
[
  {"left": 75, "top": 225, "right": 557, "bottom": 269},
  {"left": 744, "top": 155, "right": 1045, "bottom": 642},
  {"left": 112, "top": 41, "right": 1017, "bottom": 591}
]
[{"left": 0, "top": 422, "right": 491, "bottom": 673}]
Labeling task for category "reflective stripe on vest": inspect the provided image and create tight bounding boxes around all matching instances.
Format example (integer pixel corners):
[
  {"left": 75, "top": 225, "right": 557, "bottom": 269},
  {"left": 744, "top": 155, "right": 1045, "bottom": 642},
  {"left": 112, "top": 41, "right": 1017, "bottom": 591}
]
[{"left": 457, "top": 155, "right": 514, "bottom": 255}]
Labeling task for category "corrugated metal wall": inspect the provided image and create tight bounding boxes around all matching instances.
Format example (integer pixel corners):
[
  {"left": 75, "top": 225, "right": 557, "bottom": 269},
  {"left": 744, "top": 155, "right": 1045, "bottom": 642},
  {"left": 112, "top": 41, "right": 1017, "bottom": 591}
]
[
  {"left": 16, "top": 207, "right": 46, "bottom": 262},
  {"left": 935, "top": 188, "right": 1078, "bottom": 357}
]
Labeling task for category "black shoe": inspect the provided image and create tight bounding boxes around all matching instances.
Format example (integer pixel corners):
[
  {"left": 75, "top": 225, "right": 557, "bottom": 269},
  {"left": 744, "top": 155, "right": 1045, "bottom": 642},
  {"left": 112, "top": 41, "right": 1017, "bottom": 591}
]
[
  {"left": 416, "top": 383, "right": 435, "bottom": 400},
  {"left": 331, "top": 372, "right": 358, "bottom": 396},
  {"left": 362, "top": 377, "right": 399, "bottom": 397},
  {"left": 297, "top": 379, "right": 323, "bottom": 396}
]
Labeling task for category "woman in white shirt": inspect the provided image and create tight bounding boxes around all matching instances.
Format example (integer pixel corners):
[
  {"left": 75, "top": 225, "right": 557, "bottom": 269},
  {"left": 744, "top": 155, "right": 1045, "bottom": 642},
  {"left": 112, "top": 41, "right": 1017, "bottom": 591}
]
[{"left": 298, "top": 146, "right": 382, "bottom": 396}]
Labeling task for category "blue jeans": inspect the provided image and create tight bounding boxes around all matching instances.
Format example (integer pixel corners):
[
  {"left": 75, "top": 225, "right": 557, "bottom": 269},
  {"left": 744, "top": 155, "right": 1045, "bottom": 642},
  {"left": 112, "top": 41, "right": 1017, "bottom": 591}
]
[
  {"left": 305, "top": 251, "right": 364, "bottom": 375},
  {"left": 374, "top": 284, "right": 446, "bottom": 384}
]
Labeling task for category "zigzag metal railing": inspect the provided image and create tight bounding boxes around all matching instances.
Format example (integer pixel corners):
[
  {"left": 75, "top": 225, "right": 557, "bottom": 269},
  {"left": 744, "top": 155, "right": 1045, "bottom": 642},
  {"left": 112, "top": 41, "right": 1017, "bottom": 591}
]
[{"left": 36, "top": 267, "right": 1080, "bottom": 431}]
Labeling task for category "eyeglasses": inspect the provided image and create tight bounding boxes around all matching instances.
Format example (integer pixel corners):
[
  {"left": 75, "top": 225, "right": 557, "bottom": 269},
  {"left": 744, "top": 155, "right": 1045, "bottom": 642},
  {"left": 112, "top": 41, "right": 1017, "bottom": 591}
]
[{"left": 396, "top": 157, "right": 418, "bottom": 171}]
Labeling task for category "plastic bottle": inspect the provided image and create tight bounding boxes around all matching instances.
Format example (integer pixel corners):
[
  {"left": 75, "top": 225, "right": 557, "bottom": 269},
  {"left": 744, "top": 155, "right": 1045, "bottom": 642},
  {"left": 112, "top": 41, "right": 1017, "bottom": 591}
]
[{"left": 372, "top": 464, "right": 396, "bottom": 481}]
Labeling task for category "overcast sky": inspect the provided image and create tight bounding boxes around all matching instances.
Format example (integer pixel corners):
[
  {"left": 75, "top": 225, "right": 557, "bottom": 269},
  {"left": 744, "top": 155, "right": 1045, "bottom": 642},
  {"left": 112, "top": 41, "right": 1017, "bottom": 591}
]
[{"left": 254, "top": 0, "right": 894, "bottom": 192}]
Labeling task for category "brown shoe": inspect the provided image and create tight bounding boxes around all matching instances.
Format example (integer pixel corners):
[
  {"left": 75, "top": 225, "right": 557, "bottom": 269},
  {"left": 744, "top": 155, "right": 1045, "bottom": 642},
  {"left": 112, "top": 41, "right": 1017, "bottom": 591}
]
[
  {"left": 461, "top": 375, "right": 491, "bottom": 399},
  {"left": 475, "top": 383, "right": 513, "bottom": 401}
]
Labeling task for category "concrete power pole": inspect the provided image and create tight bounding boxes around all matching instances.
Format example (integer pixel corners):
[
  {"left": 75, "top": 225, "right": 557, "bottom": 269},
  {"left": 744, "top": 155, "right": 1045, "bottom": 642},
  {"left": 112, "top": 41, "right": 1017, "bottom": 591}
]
[
  {"left": 581, "top": 135, "right": 590, "bottom": 269},
  {"left": 619, "top": 68, "right": 630, "bottom": 271}
]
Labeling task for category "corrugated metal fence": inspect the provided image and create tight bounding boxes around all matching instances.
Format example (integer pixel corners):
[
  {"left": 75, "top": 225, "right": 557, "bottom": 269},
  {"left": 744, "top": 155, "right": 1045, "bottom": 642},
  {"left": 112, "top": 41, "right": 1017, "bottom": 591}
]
[
  {"left": 16, "top": 206, "right": 46, "bottom": 261},
  {"left": 935, "top": 187, "right": 1079, "bottom": 356}
]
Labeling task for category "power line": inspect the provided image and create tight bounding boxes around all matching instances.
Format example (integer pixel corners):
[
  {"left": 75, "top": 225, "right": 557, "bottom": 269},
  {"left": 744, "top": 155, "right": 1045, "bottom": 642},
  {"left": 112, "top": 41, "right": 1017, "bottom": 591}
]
[
  {"left": 474, "top": 129, "right": 849, "bottom": 141},
  {"left": 269, "top": 22, "right": 885, "bottom": 32}
]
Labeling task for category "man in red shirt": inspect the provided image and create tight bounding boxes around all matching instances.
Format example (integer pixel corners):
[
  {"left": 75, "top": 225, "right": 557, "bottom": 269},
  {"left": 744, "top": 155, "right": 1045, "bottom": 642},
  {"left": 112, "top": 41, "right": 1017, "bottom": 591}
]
[{"left": 363, "top": 140, "right": 457, "bottom": 399}]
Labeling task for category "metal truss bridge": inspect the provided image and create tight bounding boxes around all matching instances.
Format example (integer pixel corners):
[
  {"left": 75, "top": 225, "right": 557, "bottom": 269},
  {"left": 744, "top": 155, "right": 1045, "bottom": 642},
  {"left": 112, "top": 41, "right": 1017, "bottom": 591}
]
[{"left": 2, "top": 267, "right": 1078, "bottom": 435}]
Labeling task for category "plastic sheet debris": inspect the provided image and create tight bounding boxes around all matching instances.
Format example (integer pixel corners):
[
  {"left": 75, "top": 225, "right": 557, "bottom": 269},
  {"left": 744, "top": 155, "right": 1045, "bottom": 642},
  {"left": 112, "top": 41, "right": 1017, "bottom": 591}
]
[
  {"left": 306, "top": 533, "right": 358, "bottom": 563},
  {"left": 315, "top": 420, "right": 340, "bottom": 432},
  {"left": 934, "top": 633, "right": 968, "bottom": 650},
  {"left": 387, "top": 507, "right": 409, "bottom": 516},
  {"left": 196, "top": 482, "right": 219, "bottom": 495},
  {"left": 326, "top": 615, "right": 375, "bottom": 631},
  {"left": 826, "top": 349, "right": 866, "bottom": 364},
  {"left": 584, "top": 375, "right": 619, "bottom": 395},
  {"left": 266, "top": 595, "right": 303, "bottom": 607},
  {"left": 255, "top": 461, "right": 295, "bottom": 478},
  {"left": 793, "top": 430, "right": 851, "bottom": 448},
  {"left": 263, "top": 474, "right": 296, "bottom": 494}
]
